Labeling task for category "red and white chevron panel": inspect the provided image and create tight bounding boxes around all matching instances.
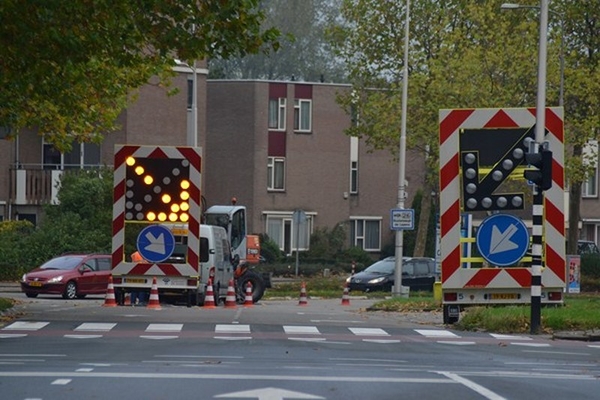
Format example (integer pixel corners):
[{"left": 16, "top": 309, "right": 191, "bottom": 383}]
[
  {"left": 111, "top": 145, "right": 202, "bottom": 277},
  {"left": 439, "top": 108, "right": 565, "bottom": 291}
]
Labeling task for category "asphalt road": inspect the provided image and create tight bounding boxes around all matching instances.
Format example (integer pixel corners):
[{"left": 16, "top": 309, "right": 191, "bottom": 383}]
[{"left": 1, "top": 285, "right": 600, "bottom": 399}]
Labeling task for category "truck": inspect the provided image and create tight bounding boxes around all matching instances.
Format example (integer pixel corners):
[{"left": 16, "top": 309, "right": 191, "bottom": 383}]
[{"left": 110, "top": 145, "right": 267, "bottom": 307}]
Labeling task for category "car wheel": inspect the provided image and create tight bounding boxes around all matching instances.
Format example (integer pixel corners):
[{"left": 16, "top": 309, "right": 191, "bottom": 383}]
[
  {"left": 25, "top": 292, "right": 38, "bottom": 298},
  {"left": 62, "top": 281, "right": 77, "bottom": 299}
]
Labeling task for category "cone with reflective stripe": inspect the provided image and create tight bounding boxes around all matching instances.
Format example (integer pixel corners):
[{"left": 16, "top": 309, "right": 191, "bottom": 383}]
[
  {"left": 243, "top": 282, "right": 254, "bottom": 307},
  {"left": 203, "top": 279, "right": 217, "bottom": 309},
  {"left": 298, "top": 282, "right": 308, "bottom": 306},
  {"left": 146, "top": 277, "right": 161, "bottom": 310},
  {"left": 102, "top": 275, "right": 118, "bottom": 307},
  {"left": 341, "top": 283, "right": 350, "bottom": 306},
  {"left": 224, "top": 279, "right": 237, "bottom": 308}
]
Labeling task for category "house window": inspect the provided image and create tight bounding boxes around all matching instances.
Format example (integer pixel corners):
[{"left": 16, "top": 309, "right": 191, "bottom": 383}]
[
  {"left": 186, "top": 78, "right": 194, "bottom": 110},
  {"left": 350, "top": 161, "right": 358, "bottom": 194},
  {"left": 294, "top": 99, "right": 312, "bottom": 132},
  {"left": 267, "top": 157, "right": 285, "bottom": 191},
  {"left": 350, "top": 218, "right": 381, "bottom": 252},
  {"left": 583, "top": 140, "right": 598, "bottom": 198},
  {"left": 265, "top": 213, "right": 312, "bottom": 254},
  {"left": 43, "top": 139, "right": 101, "bottom": 170},
  {"left": 268, "top": 98, "right": 286, "bottom": 130},
  {"left": 583, "top": 170, "right": 598, "bottom": 197}
]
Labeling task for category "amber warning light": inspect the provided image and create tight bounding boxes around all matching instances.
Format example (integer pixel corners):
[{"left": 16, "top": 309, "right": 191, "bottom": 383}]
[{"left": 124, "top": 156, "right": 191, "bottom": 222}]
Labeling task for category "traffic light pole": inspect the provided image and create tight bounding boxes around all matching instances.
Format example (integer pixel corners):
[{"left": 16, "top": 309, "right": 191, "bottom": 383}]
[{"left": 530, "top": 0, "right": 549, "bottom": 334}]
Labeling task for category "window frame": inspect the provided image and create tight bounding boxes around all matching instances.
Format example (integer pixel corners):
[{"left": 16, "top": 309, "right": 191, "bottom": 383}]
[
  {"left": 268, "top": 98, "right": 286, "bottom": 131},
  {"left": 293, "top": 99, "right": 312, "bottom": 133},
  {"left": 350, "top": 218, "right": 382, "bottom": 252},
  {"left": 267, "top": 156, "right": 286, "bottom": 191}
]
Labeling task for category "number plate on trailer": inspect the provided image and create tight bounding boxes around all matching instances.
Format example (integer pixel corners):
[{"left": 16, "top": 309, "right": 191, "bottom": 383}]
[
  {"left": 490, "top": 293, "right": 519, "bottom": 300},
  {"left": 125, "top": 278, "right": 146, "bottom": 284},
  {"left": 29, "top": 281, "right": 43, "bottom": 287}
]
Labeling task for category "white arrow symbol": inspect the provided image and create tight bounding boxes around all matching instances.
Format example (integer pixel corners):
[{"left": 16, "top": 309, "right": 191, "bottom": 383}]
[
  {"left": 144, "top": 231, "right": 166, "bottom": 255},
  {"left": 488, "top": 224, "right": 519, "bottom": 255},
  {"left": 214, "top": 387, "right": 324, "bottom": 400}
]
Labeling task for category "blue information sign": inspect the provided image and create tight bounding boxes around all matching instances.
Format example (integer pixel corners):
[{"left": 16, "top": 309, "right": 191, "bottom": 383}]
[
  {"left": 136, "top": 225, "right": 176, "bottom": 263},
  {"left": 476, "top": 214, "right": 530, "bottom": 267}
]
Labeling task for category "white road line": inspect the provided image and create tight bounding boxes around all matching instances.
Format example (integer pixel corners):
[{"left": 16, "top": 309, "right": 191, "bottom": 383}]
[
  {"left": 437, "top": 372, "right": 506, "bottom": 400},
  {"left": 64, "top": 335, "right": 103, "bottom": 339},
  {"left": 75, "top": 323, "right": 116, "bottom": 332},
  {"left": 288, "top": 338, "right": 326, "bottom": 342},
  {"left": 215, "top": 324, "right": 251, "bottom": 333},
  {"left": 51, "top": 379, "right": 71, "bottom": 385},
  {"left": 284, "top": 326, "right": 320, "bottom": 334},
  {"left": 214, "top": 336, "right": 252, "bottom": 341},
  {"left": 437, "top": 341, "right": 476, "bottom": 346},
  {"left": 2, "top": 322, "right": 49, "bottom": 331},
  {"left": 415, "top": 329, "right": 460, "bottom": 338},
  {"left": 76, "top": 368, "right": 94, "bottom": 372},
  {"left": 511, "top": 343, "right": 551, "bottom": 347},
  {"left": 145, "top": 324, "right": 183, "bottom": 332},
  {"left": 490, "top": 333, "right": 532, "bottom": 341},
  {"left": 0, "top": 334, "right": 27, "bottom": 338},
  {"left": 139, "top": 335, "right": 179, "bottom": 340},
  {"left": 349, "top": 328, "right": 389, "bottom": 336},
  {"left": 362, "top": 339, "right": 401, "bottom": 344}
]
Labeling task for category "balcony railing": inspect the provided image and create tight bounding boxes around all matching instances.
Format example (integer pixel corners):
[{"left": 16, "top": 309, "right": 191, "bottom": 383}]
[{"left": 8, "top": 165, "right": 108, "bottom": 206}]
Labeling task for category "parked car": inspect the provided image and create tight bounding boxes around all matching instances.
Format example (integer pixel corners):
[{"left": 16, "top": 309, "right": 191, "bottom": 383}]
[
  {"left": 346, "top": 256, "right": 436, "bottom": 293},
  {"left": 577, "top": 240, "right": 600, "bottom": 255},
  {"left": 21, "top": 254, "right": 112, "bottom": 299}
]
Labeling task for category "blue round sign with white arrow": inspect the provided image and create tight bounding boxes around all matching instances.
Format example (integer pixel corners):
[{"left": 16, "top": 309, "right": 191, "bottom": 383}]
[
  {"left": 136, "top": 224, "right": 176, "bottom": 263},
  {"left": 476, "top": 214, "right": 530, "bottom": 267}
]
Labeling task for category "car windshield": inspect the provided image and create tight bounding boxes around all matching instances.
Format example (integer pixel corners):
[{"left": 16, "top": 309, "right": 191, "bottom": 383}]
[
  {"left": 364, "top": 260, "right": 395, "bottom": 275},
  {"left": 40, "top": 256, "right": 85, "bottom": 270}
]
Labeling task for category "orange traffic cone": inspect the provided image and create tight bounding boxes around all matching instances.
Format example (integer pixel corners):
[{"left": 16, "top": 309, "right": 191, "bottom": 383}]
[
  {"left": 146, "top": 277, "right": 161, "bottom": 310},
  {"left": 203, "top": 279, "right": 217, "bottom": 309},
  {"left": 243, "top": 282, "right": 254, "bottom": 307},
  {"left": 298, "top": 282, "right": 308, "bottom": 306},
  {"left": 102, "top": 276, "right": 118, "bottom": 307},
  {"left": 341, "top": 283, "right": 350, "bottom": 306},
  {"left": 224, "top": 279, "right": 237, "bottom": 308}
]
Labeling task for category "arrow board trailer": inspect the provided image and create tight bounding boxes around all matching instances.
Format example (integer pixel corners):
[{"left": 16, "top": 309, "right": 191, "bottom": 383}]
[
  {"left": 438, "top": 108, "right": 566, "bottom": 323},
  {"left": 111, "top": 145, "right": 209, "bottom": 307}
]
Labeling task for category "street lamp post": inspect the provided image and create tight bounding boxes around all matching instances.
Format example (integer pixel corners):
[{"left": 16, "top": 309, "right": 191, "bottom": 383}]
[
  {"left": 500, "top": 2, "right": 564, "bottom": 106},
  {"left": 393, "top": 0, "right": 410, "bottom": 298},
  {"left": 174, "top": 59, "right": 198, "bottom": 147}
]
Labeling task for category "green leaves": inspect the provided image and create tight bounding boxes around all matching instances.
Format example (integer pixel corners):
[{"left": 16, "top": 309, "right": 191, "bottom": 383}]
[{"left": 0, "top": 0, "right": 280, "bottom": 151}]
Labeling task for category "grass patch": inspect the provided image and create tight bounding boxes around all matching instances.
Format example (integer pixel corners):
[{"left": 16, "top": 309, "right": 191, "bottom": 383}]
[
  {"left": 456, "top": 295, "right": 600, "bottom": 333},
  {"left": 0, "top": 297, "right": 14, "bottom": 313}
]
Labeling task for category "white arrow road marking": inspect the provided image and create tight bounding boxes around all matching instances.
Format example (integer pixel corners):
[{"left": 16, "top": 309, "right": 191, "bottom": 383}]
[
  {"left": 214, "top": 387, "right": 324, "bottom": 400},
  {"left": 489, "top": 224, "right": 519, "bottom": 255},
  {"left": 144, "top": 231, "right": 166, "bottom": 254}
]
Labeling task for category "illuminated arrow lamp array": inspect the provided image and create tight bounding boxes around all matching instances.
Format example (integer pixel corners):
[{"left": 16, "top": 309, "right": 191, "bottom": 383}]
[
  {"left": 461, "top": 137, "right": 532, "bottom": 212},
  {"left": 124, "top": 156, "right": 191, "bottom": 222}
]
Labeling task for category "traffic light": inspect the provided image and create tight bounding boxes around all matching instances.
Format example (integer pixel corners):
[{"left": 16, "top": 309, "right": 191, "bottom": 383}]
[
  {"left": 124, "top": 156, "right": 191, "bottom": 222},
  {"left": 524, "top": 149, "right": 553, "bottom": 191}
]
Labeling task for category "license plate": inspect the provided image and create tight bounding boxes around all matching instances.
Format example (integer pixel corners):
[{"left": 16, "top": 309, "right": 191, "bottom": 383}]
[
  {"left": 125, "top": 278, "right": 146, "bottom": 284},
  {"left": 490, "top": 293, "right": 518, "bottom": 300},
  {"left": 29, "top": 281, "right": 43, "bottom": 287}
]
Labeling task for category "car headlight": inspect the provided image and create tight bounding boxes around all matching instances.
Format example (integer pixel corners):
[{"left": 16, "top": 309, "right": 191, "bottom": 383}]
[
  {"left": 47, "top": 276, "right": 64, "bottom": 283},
  {"left": 346, "top": 276, "right": 351, "bottom": 283},
  {"left": 368, "top": 277, "right": 386, "bottom": 284},
  {"left": 21, "top": 274, "right": 27, "bottom": 282}
]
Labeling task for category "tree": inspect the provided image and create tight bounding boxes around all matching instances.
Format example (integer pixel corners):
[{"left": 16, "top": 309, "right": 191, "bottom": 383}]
[
  {"left": 0, "top": 0, "right": 280, "bottom": 152},
  {"left": 208, "top": 0, "right": 347, "bottom": 82},
  {"left": 329, "top": 0, "right": 599, "bottom": 254}
]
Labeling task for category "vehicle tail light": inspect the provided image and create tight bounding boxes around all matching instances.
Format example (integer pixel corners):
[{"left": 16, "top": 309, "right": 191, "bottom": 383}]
[
  {"left": 548, "top": 291, "right": 562, "bottom": 301},
  {"left": 187, "top": 278, "right": 198, "bottom": 287},
  {"left": 444, "top": 292, "right": 458, "bottom": 302}
]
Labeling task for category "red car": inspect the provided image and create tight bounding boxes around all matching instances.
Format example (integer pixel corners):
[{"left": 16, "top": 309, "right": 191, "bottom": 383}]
[{"left": 21, "top": 254, "right": 112, "bottom": 299}]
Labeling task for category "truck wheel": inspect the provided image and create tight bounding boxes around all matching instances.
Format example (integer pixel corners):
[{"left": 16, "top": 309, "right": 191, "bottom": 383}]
[{"left": 237, "top": 271, "right": 265, "bottom": 304}]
